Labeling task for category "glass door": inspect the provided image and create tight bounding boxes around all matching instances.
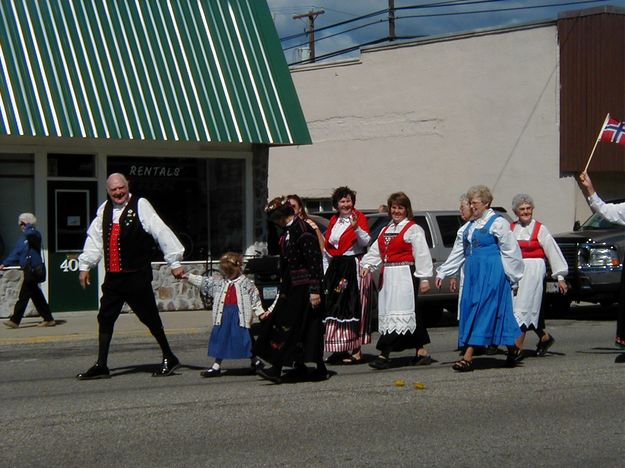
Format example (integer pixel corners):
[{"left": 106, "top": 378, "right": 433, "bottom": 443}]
[{"left": 47, "top": 181, "right": 99, "bottom": 312}]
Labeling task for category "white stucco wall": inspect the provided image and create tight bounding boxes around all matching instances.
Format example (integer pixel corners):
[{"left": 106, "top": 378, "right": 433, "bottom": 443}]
[{"left": 269, "top": 24, "right": 585, "bottom": 233}]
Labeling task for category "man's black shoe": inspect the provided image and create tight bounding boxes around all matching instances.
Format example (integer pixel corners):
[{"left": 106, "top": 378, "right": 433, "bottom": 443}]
[
  {"left": 152, "top": 356, "right": 181, "bottom": 377},
  {"left": 76, "top": 363, "right": 110, "bottom": 380},
  {"left": 256, "top": 366, "right": 282, "bottom": 384},
  {"left": 283, "top": 363, "right": 308, "bottom": 381},
  {"left": 251, "top": 358, "right": 265, "bottom": 371}
]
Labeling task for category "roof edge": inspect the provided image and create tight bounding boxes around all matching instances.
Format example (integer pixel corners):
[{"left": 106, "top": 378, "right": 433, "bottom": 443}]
[
  {"left": 559, "top": 5, "right": 625, "bottom": 20},
  {"left": 362, "top": 20, "right": 555, "bottom": 55}
]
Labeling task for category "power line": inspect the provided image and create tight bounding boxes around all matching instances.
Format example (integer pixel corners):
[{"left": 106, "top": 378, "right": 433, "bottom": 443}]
[
  {"left": 279, "top": 0, "right": 614, "bottom": 43},
  {"left": 280, "top": 7, "right": 389, "bottom": 42},
  {"left": 279, "top": 1, "right": 503, "bottom": 42},
  {"left": 288, "top": 37, "right": 394, "bottom": 66},
  {"left": 283, "top": 19, "right": 387, "bottom": 53}
]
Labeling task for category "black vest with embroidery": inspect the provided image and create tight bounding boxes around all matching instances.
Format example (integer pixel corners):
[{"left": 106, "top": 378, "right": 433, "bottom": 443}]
[{"left": 102, "top": 196, "right": 154, "bottom": 272}]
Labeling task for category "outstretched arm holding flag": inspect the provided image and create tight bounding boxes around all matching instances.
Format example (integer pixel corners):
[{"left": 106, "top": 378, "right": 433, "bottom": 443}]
[
  {"left": 578, "top": 171, "right": 625, "bottom": 352},
  {"left": 579, "top": 171, "right": 625, "bottom": 225}
]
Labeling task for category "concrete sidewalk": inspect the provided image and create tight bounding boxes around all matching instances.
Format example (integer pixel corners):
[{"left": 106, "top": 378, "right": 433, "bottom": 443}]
[{"left": 0, "top": 310, "right": 212, "bottom": 346}]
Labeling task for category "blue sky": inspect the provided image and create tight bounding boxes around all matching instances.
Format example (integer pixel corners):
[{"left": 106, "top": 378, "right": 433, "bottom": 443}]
[{"left": 267, "top": 0, "right": 625, "bottom": 64}]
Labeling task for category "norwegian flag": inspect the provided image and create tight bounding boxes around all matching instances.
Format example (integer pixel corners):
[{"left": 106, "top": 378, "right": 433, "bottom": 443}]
[{"left": 600, "top": 117, "right": 625, "bottom": 146}]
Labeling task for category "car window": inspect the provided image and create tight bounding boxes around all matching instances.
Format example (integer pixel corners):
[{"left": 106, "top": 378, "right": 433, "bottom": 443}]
[
  {"left": 308, "top": 215, "right": 329, "bottom": 235},
  {"left": 437, "top": 215, "right": 463, "bottom": 247},
  {"left": 367, "top": 214, "right": 433, "bottom": 248},
  {"left": 368, "top": 215, "right": 389, "bottom": 243},
  {"left": 581, "top": 212, "right": 622, "bottom": 230},
  {"left": 413, "top": 215, "right": 433, "bottom": 248}
]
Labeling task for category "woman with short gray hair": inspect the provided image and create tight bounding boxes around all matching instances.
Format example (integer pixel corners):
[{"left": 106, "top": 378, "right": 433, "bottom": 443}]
[
  {"left": 511, "top": 193, "right": 535, "bottom": 212},
  {"left": 510, "top": 194, "right": 567, "bottom": 358}
]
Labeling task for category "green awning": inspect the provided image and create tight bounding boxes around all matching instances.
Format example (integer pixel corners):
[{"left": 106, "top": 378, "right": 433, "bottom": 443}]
[{"left": 0, "top": 0, "right": 311, "bottom": 145}]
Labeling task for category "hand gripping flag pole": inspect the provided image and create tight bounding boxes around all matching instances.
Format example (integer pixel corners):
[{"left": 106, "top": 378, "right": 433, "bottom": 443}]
[{"left": 583, "top": 113, "right": 611, "bottom": 173}]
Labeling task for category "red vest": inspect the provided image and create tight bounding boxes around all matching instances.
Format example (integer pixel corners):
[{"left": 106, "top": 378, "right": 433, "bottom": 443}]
[
  {"left": 511, "top": 221, "right": 546, "bottom": 259},
  {"left": 378, "top": 220, "right": 415, "bottom": 263},
  {"left": 324, "top": 209, "right": 370, "bottom": 256}
]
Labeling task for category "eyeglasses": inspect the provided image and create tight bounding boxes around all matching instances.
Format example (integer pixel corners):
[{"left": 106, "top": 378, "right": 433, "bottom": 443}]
[{"left": 469, "top": 200, "right": 484, "bottom": 206}]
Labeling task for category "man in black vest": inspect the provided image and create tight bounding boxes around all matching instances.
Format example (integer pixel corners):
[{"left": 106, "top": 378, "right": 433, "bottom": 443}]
[{"left": 76, "top": 173, "right": 185, "bottom": 380}]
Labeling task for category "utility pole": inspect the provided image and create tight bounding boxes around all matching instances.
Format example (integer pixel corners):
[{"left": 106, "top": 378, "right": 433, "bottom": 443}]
[
  {"left": 389, "top": 0, "right": 396, "bottom": 41},
  {"left": 293, "top": 9, "right": 325, "bottom": 63}
]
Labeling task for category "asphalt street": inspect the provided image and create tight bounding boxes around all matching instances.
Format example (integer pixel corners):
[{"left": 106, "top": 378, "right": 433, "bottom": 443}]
[{"left": 1, "top": 306, "right": 624, "bottom": 467}]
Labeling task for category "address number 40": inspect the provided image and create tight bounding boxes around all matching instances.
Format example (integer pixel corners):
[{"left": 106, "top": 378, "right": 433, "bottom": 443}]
[{"left": 60, "top": 258, "right": 79, "bottom": 272}]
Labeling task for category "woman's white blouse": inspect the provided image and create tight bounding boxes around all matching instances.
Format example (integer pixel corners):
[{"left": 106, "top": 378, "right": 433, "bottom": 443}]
[
  {"left": 511, "top": 219, "right": 568, "bottom": 280},
  {"left": 361, "top": 218, "right": 433, "bottom": 280},
  {"left": 436, "top": 209, "right": 524, "bottom": 286}
]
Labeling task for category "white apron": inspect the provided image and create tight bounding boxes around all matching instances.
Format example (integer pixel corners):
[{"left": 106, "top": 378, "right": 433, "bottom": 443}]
[{"left": 378, "top": 264, "right": 416, "bottom": 335}]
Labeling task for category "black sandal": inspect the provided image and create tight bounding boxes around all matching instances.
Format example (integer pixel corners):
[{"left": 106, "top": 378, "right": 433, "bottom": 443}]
[
  {"left": 505, "top": 347, "right": 522, "bottom": 367},
  {"left": 368, "top": 356, "right": 390, "bottom": 370},
  {"left": 452, "top": 359, "right": 473, "bottom": 372},
  {"left": 325, "top": 352, "right": 347, "bottom": 364},
  {"left": 342, "top": 354, "right": 362, "bottom": 365},
  {"left": 536, "top": 335, "right": 555, "bottom": 357}
]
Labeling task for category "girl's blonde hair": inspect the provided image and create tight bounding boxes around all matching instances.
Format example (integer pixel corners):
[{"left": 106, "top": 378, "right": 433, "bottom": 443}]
[{"left": 220, "top": 252, "right": 243, "bottom": 277}]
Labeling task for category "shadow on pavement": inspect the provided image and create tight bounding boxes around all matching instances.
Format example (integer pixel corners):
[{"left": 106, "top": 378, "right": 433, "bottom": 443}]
[
  {"left": 547, "top": 302, "right": 618, "bottom": 321},
  {"left": 109, "top": 362, "right": 204, "bottom": 377}
]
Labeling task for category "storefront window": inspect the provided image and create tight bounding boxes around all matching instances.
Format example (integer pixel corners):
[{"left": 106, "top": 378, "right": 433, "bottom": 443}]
[
  {"left": 107, "top": 156, "right": 244, "bottom": 261},
  {"left": 48, "top": 154, "right": 95, "bottom": 178},
  {"left": 0, "top": 154, "right": 34, "bottom": 259}
]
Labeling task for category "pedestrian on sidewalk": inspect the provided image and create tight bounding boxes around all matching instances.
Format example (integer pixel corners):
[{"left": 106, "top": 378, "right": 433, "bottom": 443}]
[
  {"left": 185, "top": 252, "right": 265, "bottom": 378},
  {"left": 76, "top": 173, "right": 185, "bottom": 380},
  {"left": 1, "top": 213, "right": 55, "bottom": 329}
]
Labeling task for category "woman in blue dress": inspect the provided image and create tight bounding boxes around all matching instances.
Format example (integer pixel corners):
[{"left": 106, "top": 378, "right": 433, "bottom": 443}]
[{"left": 436, "top": 185, "right": 524, "bottom": 371}]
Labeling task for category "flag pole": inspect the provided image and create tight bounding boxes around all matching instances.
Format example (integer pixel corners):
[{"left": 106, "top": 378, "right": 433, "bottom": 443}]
[{"left": 583, "top": 113, "right": 610, "bottom": 173}]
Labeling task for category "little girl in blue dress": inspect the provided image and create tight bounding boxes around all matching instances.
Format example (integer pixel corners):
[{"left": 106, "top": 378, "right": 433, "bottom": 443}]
[{"left": 186, "top": 252, "right": 265, "bottom": 377}]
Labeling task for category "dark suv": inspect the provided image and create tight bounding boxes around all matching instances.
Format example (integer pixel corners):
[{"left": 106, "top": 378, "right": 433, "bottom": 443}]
[{"left": 548, "top": 199, "right": 625, "bottom": 311}]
